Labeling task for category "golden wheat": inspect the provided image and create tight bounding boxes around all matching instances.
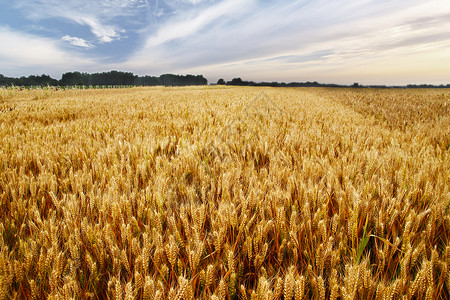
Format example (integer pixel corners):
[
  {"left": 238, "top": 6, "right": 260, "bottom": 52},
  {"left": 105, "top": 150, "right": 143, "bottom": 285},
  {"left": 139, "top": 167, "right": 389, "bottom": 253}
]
[{"left": 0, "top": 86, "right": 448, "bottom": 299}]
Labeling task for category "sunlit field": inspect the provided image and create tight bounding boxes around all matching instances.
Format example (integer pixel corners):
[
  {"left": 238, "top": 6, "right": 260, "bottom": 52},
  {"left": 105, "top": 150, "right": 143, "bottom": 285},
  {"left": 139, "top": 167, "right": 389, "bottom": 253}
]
[{"left": 0, "top": 86, "right": 449, "bottom": 299}]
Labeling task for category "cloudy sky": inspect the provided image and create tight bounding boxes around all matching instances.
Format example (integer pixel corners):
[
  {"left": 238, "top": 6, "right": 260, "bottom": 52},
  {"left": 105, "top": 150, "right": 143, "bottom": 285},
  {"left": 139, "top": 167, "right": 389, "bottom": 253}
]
[{"left": 1, "top": 0, "right": 450, "bottom": 85}]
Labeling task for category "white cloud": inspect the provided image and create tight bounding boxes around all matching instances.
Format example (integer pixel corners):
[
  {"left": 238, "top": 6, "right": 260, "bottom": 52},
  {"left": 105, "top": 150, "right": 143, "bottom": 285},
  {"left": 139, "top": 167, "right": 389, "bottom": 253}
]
[
  {"left": 0, "top": 26, "right": 94, "bottom": 77},
  {"left": 124, "top": 0, "right": 450, "bottom": 84},
  {"left": 78, "top": 17, "right": 123, "bottom": 43},
  {"left": 2, "top": 0, "right": 450, "bottom": 84},
  {"left": 145, "top": 0, "right": 249, "bottom": 46},
  {"left": 62, "top": 35, "right": 93, "bottom": 48},
  {"left": 12, "top": 0, "right": 146, "bottom": 43},
  {"left": 184, "top": 0, "right": 206, "bottom": 5}
]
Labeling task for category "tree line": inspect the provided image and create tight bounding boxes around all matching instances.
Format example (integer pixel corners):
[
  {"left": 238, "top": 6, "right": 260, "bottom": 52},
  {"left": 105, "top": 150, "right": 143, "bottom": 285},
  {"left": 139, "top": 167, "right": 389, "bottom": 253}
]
[
  {"left": 0, "top": 71, "right": 207, "bottom": 87},
  {"left": 217, "top": 77, "right": 343, "bottom": 87},
  {"left": 218, "top": 78, "right": 450, "bottom": 88},
  {"left": 1, "top": 71, "right": 449, "bottom": 88}
]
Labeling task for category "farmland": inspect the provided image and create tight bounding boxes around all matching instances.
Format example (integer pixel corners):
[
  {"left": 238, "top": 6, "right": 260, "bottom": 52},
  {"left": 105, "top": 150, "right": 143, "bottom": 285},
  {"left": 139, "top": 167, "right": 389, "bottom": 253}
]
[{"left": 0, "top": 86, "right": 449, "bottom": 299}]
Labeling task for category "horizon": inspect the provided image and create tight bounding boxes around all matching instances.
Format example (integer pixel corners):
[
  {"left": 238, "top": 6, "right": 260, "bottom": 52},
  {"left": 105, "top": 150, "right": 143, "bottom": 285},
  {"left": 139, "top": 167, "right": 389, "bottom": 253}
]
[
  {"left": 2, "top": 70, "right": 450, "bottom": 87},
  {"left": 1, "top": 0, "right": 450, "bottom": 86}
]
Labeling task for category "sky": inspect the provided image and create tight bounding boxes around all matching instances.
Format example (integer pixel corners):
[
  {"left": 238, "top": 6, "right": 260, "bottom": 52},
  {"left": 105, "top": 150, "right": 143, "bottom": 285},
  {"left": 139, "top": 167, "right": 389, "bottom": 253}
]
[{"left": 1, "top": 0, "right": 450, "bottom": 85}]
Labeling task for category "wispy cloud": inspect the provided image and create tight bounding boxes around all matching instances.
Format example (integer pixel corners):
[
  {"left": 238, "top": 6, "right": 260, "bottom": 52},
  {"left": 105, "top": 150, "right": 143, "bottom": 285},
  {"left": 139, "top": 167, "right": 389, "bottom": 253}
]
[
  {"left": 0, "top": 26, "right": 94, "bottom": 77},
  {"left": 78, "top": 17, "right": 123, "bottom": 43},
  {"left": 1, "top": 0, "right": 450, "bottom": 84},
  {"left": 145, "top": 0, "right": 250, "bottom": 46},
  {"left": 62, "top": 35, "right": 93, "bottom": 48},
  {"left": 125, "top": 0, "right": 450, "bottom": 84},
  {"left": 12, "top": 0, "right": 147, "bottom": 43}
]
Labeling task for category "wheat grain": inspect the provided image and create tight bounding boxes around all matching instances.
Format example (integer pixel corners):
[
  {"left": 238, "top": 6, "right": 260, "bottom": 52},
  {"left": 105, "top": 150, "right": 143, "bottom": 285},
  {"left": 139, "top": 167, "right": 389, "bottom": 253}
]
[{"left": 0, "top": 87, "right": 448, "bottom": 298}]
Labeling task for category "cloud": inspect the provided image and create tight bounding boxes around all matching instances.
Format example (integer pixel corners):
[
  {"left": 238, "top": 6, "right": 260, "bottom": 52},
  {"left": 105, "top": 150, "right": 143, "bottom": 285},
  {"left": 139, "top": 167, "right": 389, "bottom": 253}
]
[
  {"left": 62, "top": 35, "right": 93, "bottom": 48},
  {"left": 123, "top": 0, "right": 450, "bottom": 84},
  {"left": 2, "top": 0, "right": 450, "bottom": 84},
  {"left": 145, "top": 0, "right": 249, "bottom": 46},
  {"left": 0, "top": 26, "right": 94, "bottom": 77},
  {"left": 78, "top": 17, "right": 123, "bottom": 43},
  {"left": 11, "top": 0, "right": 147, "bottom": 43}
]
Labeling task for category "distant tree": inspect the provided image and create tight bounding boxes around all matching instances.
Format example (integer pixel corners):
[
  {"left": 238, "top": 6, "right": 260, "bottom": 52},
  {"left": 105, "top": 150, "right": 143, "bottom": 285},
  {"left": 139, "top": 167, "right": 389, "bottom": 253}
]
[
  {"left": 38, "top": 74, "right": 59, "bottom": 86},
  {"left": 185, "top": 74, "right": 208, "bottom": 86},
  {"left": 135, "top": 75, "right": 160, "bottom": 86},
  {"left": 227, "top": 78, "right": 257, "bottom": 86},
  {"left": 89, "top": 71, "right": 136, "bottom": 86},
  {"left": 194, "top": 75, "right": 208, "bottom": 85},
  {"left": 158, "top": 74, "right": 207, "bottom": 86},
  {"left": 0, "top": 74, "right": 18, "bottom": 86},
  {"left": 159, "top": 74, "right": 176, "bottom": 86},
  {"left": 217, "top": 78, "right": 225, "bottom": 85},
  {"left": 60, "top": 72, "right": 84, "bottom": 86},
  {"left": 228, "top": 78, "right": 244, "bottom": 86},
  {"left": 14, "top": 74, "right": 58, "bottom": 86}
]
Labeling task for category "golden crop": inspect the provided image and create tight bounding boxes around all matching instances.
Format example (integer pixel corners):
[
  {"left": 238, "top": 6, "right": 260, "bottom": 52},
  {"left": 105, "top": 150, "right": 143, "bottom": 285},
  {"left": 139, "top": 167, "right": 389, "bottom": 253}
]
[{"left": 0, "top": 86, "right": 449, "bottom": 299}]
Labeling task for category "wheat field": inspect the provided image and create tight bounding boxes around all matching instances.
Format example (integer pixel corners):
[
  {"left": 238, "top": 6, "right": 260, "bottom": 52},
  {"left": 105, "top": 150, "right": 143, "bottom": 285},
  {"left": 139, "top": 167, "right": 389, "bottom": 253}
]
[{"left": 0, "top": 86, "right": 449, "bottom": 299}]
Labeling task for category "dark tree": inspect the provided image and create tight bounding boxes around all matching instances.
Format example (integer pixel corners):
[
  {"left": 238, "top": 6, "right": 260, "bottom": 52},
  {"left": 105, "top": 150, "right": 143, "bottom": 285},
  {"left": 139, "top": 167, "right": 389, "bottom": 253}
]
[
  {"left": 158, "top": 74, "right": 207, "bottom": 86},
  {"left": 135, "top": 75, "right": 160, "bottom": 86},
  {"left": 13, "top": 74, "right": 58, "bottom": 86},
  {"left": 228, "top": 78, "right": 244, "bottom": 86},
  {"left": 89, "top": 71, "right": 136, "bottom": 86},
  {"left": 217, "top": 78, "right": 225, "bottom": 85},
  {"left": 60, "top": 72, "right": 85, "bottom": 86},
  {"left": 0, "top": 74, "right": 7, "bottom": 86}
]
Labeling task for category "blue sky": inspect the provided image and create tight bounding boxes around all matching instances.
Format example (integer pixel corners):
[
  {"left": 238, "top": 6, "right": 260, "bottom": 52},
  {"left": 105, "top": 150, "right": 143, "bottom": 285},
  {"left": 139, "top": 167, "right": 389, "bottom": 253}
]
[{"left": 1, "top": 0, "right": 450, "bottom": 85}]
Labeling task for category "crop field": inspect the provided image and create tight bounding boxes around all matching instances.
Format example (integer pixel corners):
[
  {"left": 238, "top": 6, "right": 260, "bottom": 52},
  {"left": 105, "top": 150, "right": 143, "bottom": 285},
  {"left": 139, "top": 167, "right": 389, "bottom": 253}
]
[{"left": 0, "top": 86, "right": 449, "bottom": 299}]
